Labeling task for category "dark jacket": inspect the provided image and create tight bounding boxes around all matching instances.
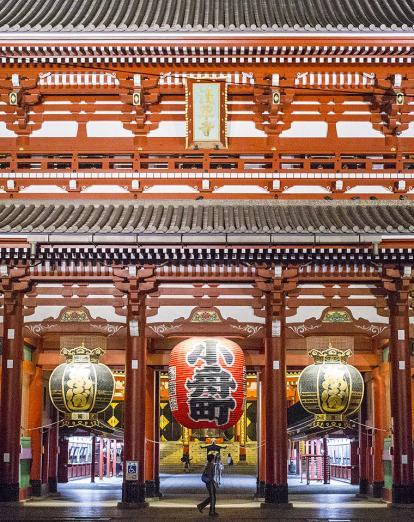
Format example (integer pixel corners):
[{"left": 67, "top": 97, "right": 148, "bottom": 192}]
[{"left": 203, "top": 461, "right": 216, "bottom": 481}]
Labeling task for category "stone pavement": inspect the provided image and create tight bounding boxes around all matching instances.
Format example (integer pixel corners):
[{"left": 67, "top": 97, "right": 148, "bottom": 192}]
[{"left": 0, "top": 474, "right": 412, "bottom": 521}]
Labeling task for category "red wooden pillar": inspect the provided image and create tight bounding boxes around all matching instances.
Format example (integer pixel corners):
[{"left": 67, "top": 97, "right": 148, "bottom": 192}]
[
  {"left": 263, "top": 288, "right": 289, "bottom": 505},
  {"left": 112, "top": 440, "right": 117, "bottom": 478},
  {"left": 0, "top": 288, "right": 24, "bottom": 502},
  {"left": 57, "top": 437, "right": 68, "bottom": 483},
  {"left": 372, "top": 364, "right": 387, "bottom": 497},
  {"left": 257, "top": 370, "right": 266, "bottom": 498},
  {"left": 145, "top": 367, "right": 155, "bottom": 497},
  {"left": 358, "top": 392, "right": 369, "bottom": 495},
  {"left": 121, "top": 294, "right": 147, "bottom": 505},
  {"left": 48, "top": 411, "right": 59, "bottom": 493},
  {"left": 41, "top": 430, "right": 50, "bottom": 486},
  {"left": 91, "top": 436, "right": 96, "bottom": 483},
  {"left": 389, "top": 288, "right": 414, "bottom": 504},
  {"left": 153, "top": 370, "right": 161, "bottom": 497},
  {"left": 350, "top": 439, "right": 359, "bottom": 485},
  {"left": 295, "top": 442, "right": 300, "bottom": 476},
  {"left": 323, "top": 437, "right": 329, "bottom": 484},
  {"left": 28, "top": 366, "right": 43, "bottom": 496},
  {"left": 99, "top": 438, "right": 104, "bottom": 480},
  {"left": 106, "top": 439, "right": 111, "bottom": 478}
]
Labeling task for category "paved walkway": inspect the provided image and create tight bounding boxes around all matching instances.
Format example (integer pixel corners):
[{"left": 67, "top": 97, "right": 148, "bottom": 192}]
[{"left": 0, "top": 474, "right": 412, "bottom": 520}]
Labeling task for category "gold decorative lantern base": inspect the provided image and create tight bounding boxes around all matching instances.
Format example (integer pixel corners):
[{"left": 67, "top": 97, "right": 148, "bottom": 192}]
[
  {"left": 62, "top": 412, "right": 99, "bottom": 428},
  {"left": 313, "top": 414, "right": 350, "bottom": 429}
]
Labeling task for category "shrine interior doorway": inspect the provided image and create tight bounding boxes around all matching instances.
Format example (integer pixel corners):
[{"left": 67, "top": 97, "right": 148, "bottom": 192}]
[{"left": 158, "top": 371, "right": 258, "bottom": 496}]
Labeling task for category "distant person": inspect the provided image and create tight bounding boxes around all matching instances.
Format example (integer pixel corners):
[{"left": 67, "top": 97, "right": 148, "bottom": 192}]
[
  {"left": 227, "top": 452, "right": 233, "bottom": 466},
  {"left": 182, "top": 453, "right": 192, "bottom": 472},
  {"left": 197, "top": 453, "right": 218, "bottom": 517},
  {"left": 116, "top": 452, "right": 122, "bottom": 476},
  {"left": 215, "top": 454, "right": 224, "bottom": 486},
  {"left": 103, "top": 453, "right": 107, "bottom": 476}
]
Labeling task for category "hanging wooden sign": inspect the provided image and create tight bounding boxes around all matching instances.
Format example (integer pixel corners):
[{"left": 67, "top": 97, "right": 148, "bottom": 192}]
[{"left": 186, "top": 79, "right": 227, "bottom": 149}]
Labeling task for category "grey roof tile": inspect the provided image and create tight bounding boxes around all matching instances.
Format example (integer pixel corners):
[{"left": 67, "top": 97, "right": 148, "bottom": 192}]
[
  {"left": 0, "top": 200, "right": 413, "bottom": 237},
  {"left": 0, "top": 0, "right": 413, "bottom": 33}
]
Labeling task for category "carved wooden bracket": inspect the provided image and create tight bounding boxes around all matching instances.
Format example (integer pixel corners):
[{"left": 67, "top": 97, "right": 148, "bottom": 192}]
[
  {"left": 24, "top": 305, "right": 125, "bottom": 338},
  {"left": 113, "top": 266, "right": 158, "bottom": 320},
  {"left": 252, "top": 75, "right": 294, "bottom": 143},
  {"left": 118, "top": 76, "right": 160, "bottom": 137},
  {"left": 382, "top": 267, "right": 412, "bottom": 314},
  {"left": 287, "top": 306, "right": 389, "bottom": 339},
  {"left": 255, "top": 266, "right": 299, "bottom": 321},
  {"left": 0, "top": 267, "right": 31, "bottom": 314},
  {"left": 146, "top": 306, "right": 264, "bottom": 339},
  {"left": 0, "top": 75, "right": 43, "bottom": 135},
  {"left": 369, "top": 77, "right": 410, "bottom": 145}
]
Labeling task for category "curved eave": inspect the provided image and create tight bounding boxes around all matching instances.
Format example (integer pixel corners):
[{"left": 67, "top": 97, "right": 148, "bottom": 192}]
[
  {"left": 2, "top": 31, "right": 414, "bottom": 42},
  {"left": 0, "top": 232, "right": 412, "bottom": 246}
]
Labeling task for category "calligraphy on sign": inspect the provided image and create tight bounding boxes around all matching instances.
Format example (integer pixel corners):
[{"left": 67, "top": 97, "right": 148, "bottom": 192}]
[
  {"left": 185, "top": 79, "right": 227, "bottom": 150},
  {"left": 168, "top": 337, "right": 246, "bottom": 430}
]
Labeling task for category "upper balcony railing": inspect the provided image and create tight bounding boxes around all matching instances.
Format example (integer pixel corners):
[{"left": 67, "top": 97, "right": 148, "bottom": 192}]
[{"left": 1, "top": 151, "right": 412, "bottom": 174}]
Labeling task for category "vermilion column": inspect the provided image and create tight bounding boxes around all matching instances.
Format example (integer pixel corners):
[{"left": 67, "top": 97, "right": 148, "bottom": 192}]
[
  {"left": 99, "top": 438, "right": 104, "bottom": 480},
  {"left": 350, "top": 439, "right": 359, "bottom": 485},
  {"left": 112, "top": 440, "right": 117, "bottom": 478},
  {"left": 48, "top": 411, "right": 59, "bottom": 493},
  {"left": 28, "top": 366, "right": 43, "bottom": 496},
  {"left": 91, "top": 436, "right": 96, "bottom": 483},
  {"left": 372, "top": 365, "right": 386, "bottom": 497},
  {"left": 153, "top": 371, "right": 161, "bottom": 497},
  {"left": 0, "top": 290, "right": 24, "bottom": 502},
  {"left": 323, "top": 437, "right": 329, "bottom": 484},
  {"left": 359, "top": 393, "right": 369, "bottom": 495},
  {"left": 145, "top": 367, "right": 155, "bottom": 497},
  {"left": 389, "top": 291, "right": 414, "bottom": 504},
  {"left": 295, "top": 442, "right": 300, "bottom": 476},
  {"left": 41, "top": 430, "right": 50, "bottom": 486},
  {"left": 257, "top": 370, "right": 266, "bottom": 498},
  {"left": 264, "top": 290, "right": 289, "bottom": 505},
  {"left": 106, "top": 439, "right": 111, "bottom": 478},
  {"left": 121, "top": 296, "right": 147, "bottom": 505},
  {"left": 57, "top": 437, "right": 68, "bottom": 483}
]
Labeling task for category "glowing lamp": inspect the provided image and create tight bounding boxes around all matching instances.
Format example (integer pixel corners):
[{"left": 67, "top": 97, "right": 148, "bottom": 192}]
[
  {"left": 49, "top": 344, "right": 115, "bottom": 426},
  {"left": 298, "top": 346, "right": 364, "bottom": 428},
  {"left": 168, "top": 337, "right": 246, "bottom": 430}
]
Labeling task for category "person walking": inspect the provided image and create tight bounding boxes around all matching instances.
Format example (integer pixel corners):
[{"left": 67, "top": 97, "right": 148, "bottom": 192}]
[
  {"left": 197, "top": 453, "right": 218, "bottom": 517},
  {"left": 182, "top": 453, "right": 191, "bottom": 472}
]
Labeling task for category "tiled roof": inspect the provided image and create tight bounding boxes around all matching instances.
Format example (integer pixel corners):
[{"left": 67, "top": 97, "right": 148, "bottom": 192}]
[
  {"left": 0, "top": 0, "right": 413, "bottom": 33},
  {"left": 0, "top": 200, "right": 413, "bottom": 236}
]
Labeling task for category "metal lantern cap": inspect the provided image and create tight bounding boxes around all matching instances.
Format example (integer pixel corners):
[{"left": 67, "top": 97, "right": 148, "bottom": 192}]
[
  {"left": 308, "top": 345, "right": 352, "bottom": 364},
  {"left": 61, "top": 343, "right": 105, "bottom": 363}
]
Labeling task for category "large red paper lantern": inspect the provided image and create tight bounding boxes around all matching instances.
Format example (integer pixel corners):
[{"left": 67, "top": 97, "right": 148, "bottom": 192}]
[{"left": 168, "top": 337, "right": 246, "bottom": 429}]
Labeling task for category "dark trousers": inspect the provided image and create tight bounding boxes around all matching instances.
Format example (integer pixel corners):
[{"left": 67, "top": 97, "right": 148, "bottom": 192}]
[{"left": 198, "top": 481, "right": 217, "bottom": 514}]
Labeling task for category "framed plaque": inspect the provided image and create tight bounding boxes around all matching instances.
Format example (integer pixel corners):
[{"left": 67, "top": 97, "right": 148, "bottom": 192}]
[
  {"left": 186, "top": 79, "right": 227, "bottom": 149},
  {"left": 126, "top": 460, "right": 139, "bottom": 480}
]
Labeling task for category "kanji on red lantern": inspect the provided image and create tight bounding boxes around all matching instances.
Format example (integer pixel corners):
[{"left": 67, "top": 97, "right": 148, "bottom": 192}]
[{"left": 168, "top": 337, "right": 246, "bottom": 429}]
